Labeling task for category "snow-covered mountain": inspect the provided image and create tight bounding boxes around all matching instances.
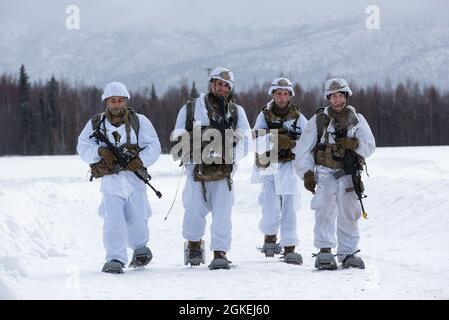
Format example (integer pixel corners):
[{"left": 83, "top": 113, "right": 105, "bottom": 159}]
[
  {"left": 1, "top": 13, "right": 448, "bottom": 93},
  {"left": 1, "top": 147, "right": 449, "bottom": 299}
]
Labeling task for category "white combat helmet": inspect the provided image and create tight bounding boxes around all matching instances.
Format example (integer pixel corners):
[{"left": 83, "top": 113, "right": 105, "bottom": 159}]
[
  {"left": 324, "top": 78, "right": 352, "bottom": 100},
  {"left": 208, "top": 67, "right": 234, "bottom": 90},
  {"left": 101, "top": 82, "right": 130, "bottom": 101},
  {"left": 268, "top": 77, "right": 295, "bottom": 97}
]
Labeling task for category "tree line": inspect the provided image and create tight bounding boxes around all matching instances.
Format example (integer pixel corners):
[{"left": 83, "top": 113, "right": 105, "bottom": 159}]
[{"left": 1, "top": 65, "right": 448, "bottom": 156}]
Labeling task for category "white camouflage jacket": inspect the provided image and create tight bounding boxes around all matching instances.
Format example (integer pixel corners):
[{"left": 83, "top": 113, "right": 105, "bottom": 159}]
[{"left": 293, "top": 105, "right": 376, "bottom": 179}]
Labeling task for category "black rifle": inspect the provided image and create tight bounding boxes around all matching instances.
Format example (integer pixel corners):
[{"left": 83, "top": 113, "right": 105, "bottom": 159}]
[
  {"left": 286, "top": 121, "right": 302, "bottom": 140},
  {"left": 266, "top": 120, "right": 301, "bottom": 160},
  {"left": 334, "top": 128, "right": 368, "bottom": 219},
  {"left": 89, "top": 126, "right": 162, "bottom": 198},
  {"left": 267, "top": 119, "right": 302, "bottom": 141}
]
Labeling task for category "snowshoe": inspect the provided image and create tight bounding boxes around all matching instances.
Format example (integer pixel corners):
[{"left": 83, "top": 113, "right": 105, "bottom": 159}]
[
  {"left": 313, "top": 248, "right": 338, "bottom": 270},
  {"left": 129, "top": 246, "right": 153, "bottom": 268},
  {"left": 259, "top": 235, "right": 282, "bottom": 257},
  {"left": 282, "top": 246, "right": 303, "bottom": 265},
  {"left": 208, "top": 251, "right": 231, "bottom": 270},
  {"left": 341, "top": 251, "right": 365, "bottom": 269},
  {"left": 184, "top": 240, "right": 205, "bottom": 266},
  {"left": 102, "top": 259, "right": 125, "bottom": 274}
]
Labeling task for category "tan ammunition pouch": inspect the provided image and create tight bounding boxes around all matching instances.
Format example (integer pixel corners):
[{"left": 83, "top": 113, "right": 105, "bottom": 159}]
[
  {"left": 191, "top": 126, "right": 234, "bottom": 186},
  {"left": 255, "top": 148, "right": 295, "bottom": 168},
  {"left": 277, "top": 149, "right": 296, "bottom": 162},
  {"left": 314, "top": 143, "right": 345, "bottom": 169},
  {"left": 193, "top": 163, "right": 233, "bottom": 202},
  {"left": 89, "top": 143, "right": 140, "bottom": 179},
  {"left": 179, "top": 97, "right": 238, "bottom": 165},
  {"left": 193, "top": 163, "right": 232, "bottom": 182},
  {"left": 255, "top": 102, "right": 301, "bottom": 168},
  {"left": 89, "top": 159, "right": 119, "bottom": 179}
]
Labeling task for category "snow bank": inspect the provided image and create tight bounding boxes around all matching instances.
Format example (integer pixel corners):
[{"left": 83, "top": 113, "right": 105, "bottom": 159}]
[
  {"left": 0, "top": 278, "right": 17, "bottom": 300},
  {"left": 0, "top": 156, "right": 84, "bottom": 298}
]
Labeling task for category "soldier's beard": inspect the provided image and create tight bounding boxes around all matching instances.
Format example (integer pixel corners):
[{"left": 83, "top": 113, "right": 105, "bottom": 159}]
[
  {"left": 108, "top": 107, "right": 125, "bottom": 117},
  {"left": 330, "top": 101, "right": 346, "bottom": 112},
  {"left": 273, "top": 100, "right": 290, "bottom": 116},
  {"left": 211, "top": 90, "right": 229, "bottom": 99},
  {"left": 209, "top": 91, "right": 232, "bottom": 104},
  {"left": 274, "top": 100, "right": 289, "bottom": 108}
]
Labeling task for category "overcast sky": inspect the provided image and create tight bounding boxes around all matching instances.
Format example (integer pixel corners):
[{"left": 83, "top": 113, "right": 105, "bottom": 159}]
[{"left": 1, "top": 0, "right": 448, "bottom": 33}]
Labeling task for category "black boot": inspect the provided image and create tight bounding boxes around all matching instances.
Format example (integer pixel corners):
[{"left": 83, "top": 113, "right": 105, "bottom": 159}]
[
  {"left": 260, "top": 235, "right": 282, "bottom": 257},
  {"left": 341, "top": 250, "right": 365, "bottom": 269},
  {"left": 102, "top": 259, "right": 125, "bottom": 274},
  {"left": 184, "top": 240, "right": 205, "bottom": 266},
  {"left": 129, "top": 247, "right": 153, "bottom": 268},
  {"left": 282, "top": 246, "right": 303, "bottom": 265},
  {"left": 313, "top": 248, "right": 337, "bottom": 270},
  {"left": 208, "top": 251, "right": 231, "bottom": 270}
]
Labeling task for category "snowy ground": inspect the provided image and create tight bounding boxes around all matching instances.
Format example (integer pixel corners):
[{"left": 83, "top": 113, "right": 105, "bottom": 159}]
[{"left": 1, "top": 146, "right": 449, "bottom": 300}]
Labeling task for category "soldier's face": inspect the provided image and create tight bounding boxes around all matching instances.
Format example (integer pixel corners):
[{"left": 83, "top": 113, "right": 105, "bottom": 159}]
[
  {"left": 210, "top": 79, "right": 231, "bottom": 97},
  {"left": 106, "top": 96, "right": 126, "bottom": 115},
  {"left": 329, "top": 92, "right": 346, "bottom": 113},
  {"left": 273, "top": 89, "right": 290, "bottom": 108}
]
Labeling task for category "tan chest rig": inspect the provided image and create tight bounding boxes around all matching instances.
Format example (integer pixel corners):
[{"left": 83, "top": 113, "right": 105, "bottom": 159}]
[
  {"left": 314, "top": 107, "right": 363, "bottom": 170},
  {"left": 255, "top": 102, "right": 302, "bottom": 168},
  {"left": 89, "top": 107, "right": 141, "bottom": 180},
  {"left": 184, "top": 95, "right": 239, "bottom": 201}
]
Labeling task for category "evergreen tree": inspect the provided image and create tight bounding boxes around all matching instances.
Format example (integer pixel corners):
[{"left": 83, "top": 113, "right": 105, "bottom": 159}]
[
  {"left": 19, "top": 64, "right": 32, "bottom": 154},
  {"left": 2, "top": 65, "right": 449, "bottom": 155},
  {"left": 190, "top": 81, "right": 199, "bottom": 99},
  {"left": 150, "top": 83, "right": 158, "bottom": 102},
  {"left": 46, "top": 75, "right": 59, "bottom": 154},
  {"left": 38, "top": 90, "right": 47, "bottom": 154}
]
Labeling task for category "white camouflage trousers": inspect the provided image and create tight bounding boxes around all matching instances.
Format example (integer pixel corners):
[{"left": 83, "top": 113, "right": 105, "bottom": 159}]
[
  {"left": 258, "top": 175, "right": 299, "bottom": 247},
  {"left": 311, "top": 171, "right": 362, "bottom": 256},
  {"left": 99, "top": 190, "right": 151, "bottom": 264},
  {"left": 182, "top": 176, "right": 234, "bottom": 252}
]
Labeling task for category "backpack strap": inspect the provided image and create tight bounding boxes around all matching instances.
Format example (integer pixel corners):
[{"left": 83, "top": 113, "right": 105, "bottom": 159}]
[
  {"left": 315, "top": 107, "right": 330, "bottom": 143},
  {"left": 91, "top": 112, "right": 106, "bottom": 144},
  {"left": 91, "top": 112, "right": 104, "bottom": 131},
  {"left": 126, "top": 107, "right": 140, "bottom": 144},
  {"left": 227, "top": 101, "right": 239, "bottom": 129},
  {"left": 128, "top": 107, "right": 140, "bottom": 139},
  {"left": 185, "top": 98, "right": 197, "bottom": 132}
]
